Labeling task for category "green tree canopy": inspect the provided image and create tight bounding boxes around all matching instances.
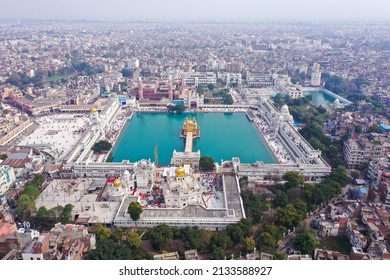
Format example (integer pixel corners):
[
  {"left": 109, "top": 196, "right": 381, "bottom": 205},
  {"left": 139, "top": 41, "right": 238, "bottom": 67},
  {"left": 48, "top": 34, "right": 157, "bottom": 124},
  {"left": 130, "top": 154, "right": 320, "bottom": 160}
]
[
  {"left": 62, "top": 204, "right": 74, "bottom": 223},
  {"left": 207, "top": 83, "right": 215, "bottom": 91},
  {"left": 86, "top": 239, "right": 150, "bottom": 260},
  {"left": 258, "top": 232, "right": 276, "bottom": 248},
  {"left": 293, "top": 231, "right": 319, "bottom": 255},
  {"left": 94, "top": 224, "right": 111, "bottom": 240},
  {"left": 167, "top": 104, "right": 186, "bottom": 113},
  {"left": 92, "top": 140, "right": 112, "bottom": 154},
  {"left": 17, "top": 195, "right": 35, "bottom": 219},
  {"left": 149, "top": 224, "right": 173, "bottom": 251},
  {"left": 199, "top": 156, "right": 215, "bottom": 171},
  {"left": 179, "top": 226, "right": 203, "bottom": 250},
  {"left": 273, "top": 190, "right": 289, "bottom": 208},
  {"left": 293, "top": 199, "right": 308, "bottom": 221},
  {"left": 35, "top": 206, "right": 49, "bottom": 227},
  {"left": 276, "top": 205, "right": 299, "bottom": 228},
  {"left": 209, "top": 232, "right": 232, "bottom": 250},
  {"left": 243, "top": 237, "right": 256, "bottom": 253},
  {"left": 226, "top": 224, "right": 244, "bottom": 244},
  {"left": 127, "top": 231, "right": 142, "bottom": 249},
  {"left": 282, "top": 171, "right": 304, "bottom": 189},
  {"left": 23, "top": 185, "right": 40, "bottom": 200},
  {"left": 257, "top": 224, "right": 286, "bottom": 248},
  {"left": 128, "top": 201, "right": 143, "bottom": 222},
  {"left": 213, "top": 247, "right": 226, "bottom": 260}
]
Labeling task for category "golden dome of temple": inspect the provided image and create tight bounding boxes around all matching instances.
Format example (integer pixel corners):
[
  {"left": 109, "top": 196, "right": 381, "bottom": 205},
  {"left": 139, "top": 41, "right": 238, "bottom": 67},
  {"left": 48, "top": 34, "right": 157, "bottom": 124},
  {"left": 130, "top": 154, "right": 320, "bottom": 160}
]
[
  {"left": 113, "top": 179, "right": 121, "bottom": 187},
  {"left": 175, "top": 166, "right": 186, "bottom": 177},
  {"left": 91, "top": 107, "right": 98, "bottom": 113},
  {"left": 183, "top": 118, "right": 197, "bottom": 133}
]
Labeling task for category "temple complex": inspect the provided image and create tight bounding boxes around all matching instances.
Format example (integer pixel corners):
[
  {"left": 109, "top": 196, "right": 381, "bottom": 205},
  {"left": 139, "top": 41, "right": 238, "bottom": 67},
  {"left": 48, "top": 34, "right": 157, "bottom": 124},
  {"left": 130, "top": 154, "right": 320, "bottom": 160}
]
[{"left": 171, "top": 118, "right": 201, "bottom": 168}]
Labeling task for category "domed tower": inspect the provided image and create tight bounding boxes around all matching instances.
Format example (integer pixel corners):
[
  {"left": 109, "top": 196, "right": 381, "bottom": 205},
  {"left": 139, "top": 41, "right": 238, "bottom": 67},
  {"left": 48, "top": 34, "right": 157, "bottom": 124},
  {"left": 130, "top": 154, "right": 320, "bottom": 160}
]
[
  {"left": 281, "top": 104, "right": 294, "bottom": 124},
  {"left": 122, "top": 170, "right": 130, "bottom": 185},
  {"left": 168, "top": 76, "right": 173, "bottom": 100},
  {"left": 175, "top": 165, "right": 186, "bottom": 179},
  {"left": 108, "top": 178, "right": 126, "bottom": 202},
  {"left": 181, "top": 118, "right": 200, "bottom": 138},
  {"left": 138, "top": 77, "right": 143, "bottom": 100},
  {"left": 113, "top": 178, "right": 122, "bottom": 188},
  {"left": 90, "top": 107, "right": 99, "bottom": 124}
]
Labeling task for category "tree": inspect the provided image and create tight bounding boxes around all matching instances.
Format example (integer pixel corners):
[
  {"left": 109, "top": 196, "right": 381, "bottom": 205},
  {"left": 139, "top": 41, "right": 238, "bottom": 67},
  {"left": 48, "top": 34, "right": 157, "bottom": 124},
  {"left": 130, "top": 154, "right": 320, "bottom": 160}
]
[
  {"left": 276, "top": 205, "right": 299, "bottom": 228},
  {"left": 112, "top": 227, "right": 126, "bottom": 242},
  {"left": 23, "top": 185, "right": 40, "bottom": 200},
  {"left": 128, "top": 201, "right": 143, "bottom": 222},
  {"left": 47, "top": 205, "right": 64, "bottom": 221},
  {"left": 351, "top": 170, "right": 360, "bottom": 180},
  {"left": 273, "top": 190, "right": 288, "bottom": 208},
  {"left": 223, "top": 94, "right": 234, "bottom": 105},
  {"left": 328, "top": 166, "right": 349, "bottom": 186},
  {"left": 283, "top": 171, "right": 304, "bottom": 189},
  {"left": 35, "top": 206, "right": 49, "bottom": 227},
  {"left": 17, "top": 195, "right": 35, "bottom": 218},
  {"left": 257, "top": 224, "right": 285, "bottom": 249},
  {"left": 226, "top": 224, "right": 244, "bottom": 244},
  {"left": 0, "top": 154, "right": 7, "bottom": 160},
  {"left": 198, "top": 228, "right": 213, "bottom": 252},
  {"left": 167, "top": 104, "right": 186, "bottom": 114},
  {"left": 258, "top": 232, "right": 276, "bottom": 248},
  {"left": 87, "top": 239, "right": 130, "bottom": 260},
  {"left": 62, "top": 204, "right": 74, "bottom": 223},
  {"left": 199, "top": 156, "right": 215, "bottom": 171},
  {"left": 127, "top": 231, "right": 141, "bottom": 249},
  {"left": 207, "top": 83, "right": 215, "bottom": 91},
  {"left": 293, "top": 231, "right": 319, "bottom": 255},
  {"left": 30, "top": 174, "right": 45, "bottom": 187},
  {"left": 273, "top": 252, "right": 285, "bottom": 260},
  {"left": 243, "top": 237, "right": 256, "bottom": 252},
  {"left": 237, "top": 219, "right": 251, "bottom": 237},
  {"left": 209, "top": 232, "right": 232, "bottom": 250},
  {"left": 241, "top": 190, "right": 267, "bottom": 224},
  {"left": 94, "top": 224, "right": 111, "bottom": 240},
  {"left": 180, "top": 226, "right": 203, "bottom": 250},
  {"left": 149, "top": 224, "right": 173, "bottom": 251},
  {"left": 92, "top": 140, "right": 112, "bottom": 154},
  {"left": 293, "top": 199, "right": 308, "bottom": 221},
  {"left": 213, "top": 247, "right": 226, "bottom": 260}
]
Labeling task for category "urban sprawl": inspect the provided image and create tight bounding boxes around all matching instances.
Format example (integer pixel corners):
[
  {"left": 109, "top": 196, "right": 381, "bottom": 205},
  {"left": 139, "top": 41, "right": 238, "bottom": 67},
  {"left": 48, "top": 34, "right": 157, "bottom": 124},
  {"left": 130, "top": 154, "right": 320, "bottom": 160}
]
[{"left": 0, "top": 21, "right": 390, "bottom": 260}]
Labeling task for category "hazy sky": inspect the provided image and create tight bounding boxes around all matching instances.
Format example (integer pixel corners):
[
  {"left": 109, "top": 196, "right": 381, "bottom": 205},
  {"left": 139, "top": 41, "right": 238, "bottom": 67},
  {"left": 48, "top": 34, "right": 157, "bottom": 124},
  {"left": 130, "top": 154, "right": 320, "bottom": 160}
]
[{"left": 1, "top": 0, "right": 390, "bottom": 22}]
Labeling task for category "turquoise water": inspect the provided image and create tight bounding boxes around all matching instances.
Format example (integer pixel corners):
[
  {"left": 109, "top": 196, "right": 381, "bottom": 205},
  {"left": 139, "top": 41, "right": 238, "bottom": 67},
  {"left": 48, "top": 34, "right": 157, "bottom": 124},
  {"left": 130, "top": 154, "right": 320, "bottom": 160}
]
[
  {"left": 111, "top": 113, "right": 276, "bottom": 165},
  {"left": 304, "top": 90, "right": 336, "bottom": 106}
]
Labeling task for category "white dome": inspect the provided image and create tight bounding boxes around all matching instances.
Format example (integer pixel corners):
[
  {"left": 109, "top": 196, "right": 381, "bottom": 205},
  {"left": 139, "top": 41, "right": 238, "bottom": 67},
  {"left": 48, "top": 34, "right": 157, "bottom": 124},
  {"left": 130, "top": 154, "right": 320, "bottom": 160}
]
[{"left": 123, "top": 170, "right": 130, "bottom": 175}]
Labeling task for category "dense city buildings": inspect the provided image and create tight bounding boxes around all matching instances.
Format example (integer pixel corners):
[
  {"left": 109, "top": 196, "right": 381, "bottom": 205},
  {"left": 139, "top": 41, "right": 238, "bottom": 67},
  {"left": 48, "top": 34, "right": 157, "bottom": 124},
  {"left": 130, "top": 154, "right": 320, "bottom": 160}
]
[{"left": 0, "top": 20, "right": 390, "bottom": 261}]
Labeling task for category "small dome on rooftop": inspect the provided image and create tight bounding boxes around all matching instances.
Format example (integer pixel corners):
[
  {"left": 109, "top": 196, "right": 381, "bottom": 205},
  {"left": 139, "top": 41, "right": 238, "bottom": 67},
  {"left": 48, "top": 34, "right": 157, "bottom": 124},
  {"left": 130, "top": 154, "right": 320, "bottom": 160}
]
[
  {"left": 113, "top": 179, "right": 121, "bottom": 187},
  {"left": 175, "top": 166, "right": 186, "bottom": 177}
]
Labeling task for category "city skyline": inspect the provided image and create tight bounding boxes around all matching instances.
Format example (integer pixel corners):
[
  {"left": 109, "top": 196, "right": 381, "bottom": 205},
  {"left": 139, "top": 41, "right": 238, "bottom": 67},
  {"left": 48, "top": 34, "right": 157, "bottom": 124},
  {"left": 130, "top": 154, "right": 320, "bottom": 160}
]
[{"left": 1, "top": 0, "right": 390, "bottom": 22}]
